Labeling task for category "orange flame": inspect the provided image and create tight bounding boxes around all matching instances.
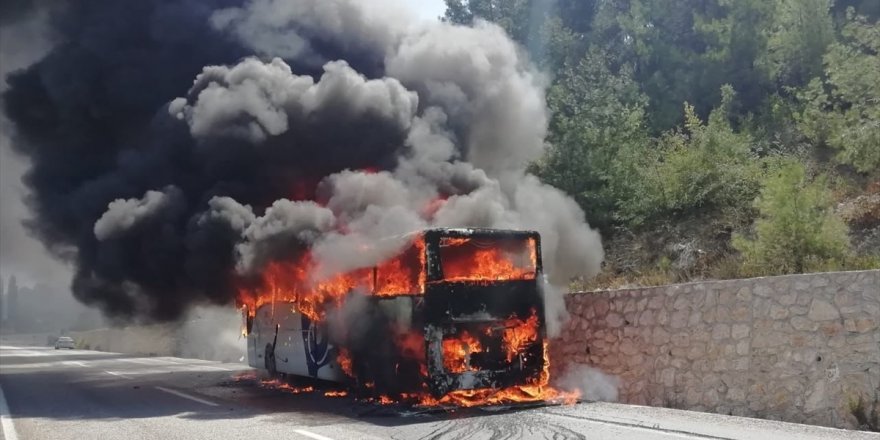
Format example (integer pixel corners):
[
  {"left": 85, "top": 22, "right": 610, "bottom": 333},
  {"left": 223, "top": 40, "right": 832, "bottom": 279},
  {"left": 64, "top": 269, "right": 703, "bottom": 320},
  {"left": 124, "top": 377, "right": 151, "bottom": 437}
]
[
  {"left": 437, "top": 237, "right": 536, "bottom": 282},
  {"left": 261, "top": 379, "right": 315, "bottom": 394},
  {"left": 237, "top": 237, "right": 425, "bottom": 321},
  {"left": 441, "top": 330, "right": 483, "bottom": 373},
  {"left": 501, "top": 311, "right": 540, "bottom": 363}
]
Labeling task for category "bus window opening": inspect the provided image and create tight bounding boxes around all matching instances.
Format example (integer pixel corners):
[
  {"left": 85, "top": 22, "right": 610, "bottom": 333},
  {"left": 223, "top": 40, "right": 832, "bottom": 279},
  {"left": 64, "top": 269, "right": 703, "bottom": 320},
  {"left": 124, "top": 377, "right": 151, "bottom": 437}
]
[{"left": 438, "top": 236, "right": 537, "bottom": 282}]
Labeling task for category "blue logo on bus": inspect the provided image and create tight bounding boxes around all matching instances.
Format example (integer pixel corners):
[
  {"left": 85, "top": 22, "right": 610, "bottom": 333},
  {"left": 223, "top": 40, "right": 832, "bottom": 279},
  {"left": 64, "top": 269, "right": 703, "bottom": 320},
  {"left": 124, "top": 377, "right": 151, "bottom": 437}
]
[{"left": 301, "top": 315, "right": 332, "bottom": 377}]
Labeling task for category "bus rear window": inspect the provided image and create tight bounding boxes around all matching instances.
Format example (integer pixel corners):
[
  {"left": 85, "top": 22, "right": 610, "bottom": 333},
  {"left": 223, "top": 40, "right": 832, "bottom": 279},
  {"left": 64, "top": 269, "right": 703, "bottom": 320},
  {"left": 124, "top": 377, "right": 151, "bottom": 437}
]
[{"left": 438, "top": 236, "right": 536, "bottom": 282}]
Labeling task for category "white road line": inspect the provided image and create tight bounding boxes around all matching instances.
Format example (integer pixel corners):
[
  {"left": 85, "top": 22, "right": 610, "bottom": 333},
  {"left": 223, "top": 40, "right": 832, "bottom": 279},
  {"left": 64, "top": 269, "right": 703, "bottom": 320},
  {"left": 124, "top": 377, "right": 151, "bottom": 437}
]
[
  {"left": 63, "top": 361, "right": 87, "bottom": 367},
  {"left": 154, "top": 386, "right": 219, "bottom": 407},
  {"left": 104, "top": 370, "right": 132, "bottom": 379},
  {"left": 118, "top": 358, "right": 168, "bottom": 365},
  {"left": 0, "top": 385, "right": 20, "bottom": 440},
  {"left": 293, "top": 429, "right": 336, "bottom": 440}
]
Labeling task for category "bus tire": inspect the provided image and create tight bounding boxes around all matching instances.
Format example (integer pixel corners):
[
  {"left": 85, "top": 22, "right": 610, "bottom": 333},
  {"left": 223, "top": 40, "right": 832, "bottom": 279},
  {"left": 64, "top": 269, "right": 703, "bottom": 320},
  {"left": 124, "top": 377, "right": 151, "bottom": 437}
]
[{"left": 265, "top": 343, "right": 277, "bottom": 377}]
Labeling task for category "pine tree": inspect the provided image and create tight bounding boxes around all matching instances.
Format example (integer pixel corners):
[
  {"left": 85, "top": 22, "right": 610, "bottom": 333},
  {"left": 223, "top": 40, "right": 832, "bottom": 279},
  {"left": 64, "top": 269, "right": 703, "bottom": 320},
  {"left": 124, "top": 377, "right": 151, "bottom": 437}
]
[{"left": 733, "top": 162, "right": 850, "bottom": 274}]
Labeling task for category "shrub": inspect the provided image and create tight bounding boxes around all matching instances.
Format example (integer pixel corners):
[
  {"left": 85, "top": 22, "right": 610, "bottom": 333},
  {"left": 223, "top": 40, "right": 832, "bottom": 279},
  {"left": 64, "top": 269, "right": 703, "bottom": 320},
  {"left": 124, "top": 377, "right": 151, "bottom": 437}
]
[{"left": 733, "top": 161, "right": 850, "bottom": 274}]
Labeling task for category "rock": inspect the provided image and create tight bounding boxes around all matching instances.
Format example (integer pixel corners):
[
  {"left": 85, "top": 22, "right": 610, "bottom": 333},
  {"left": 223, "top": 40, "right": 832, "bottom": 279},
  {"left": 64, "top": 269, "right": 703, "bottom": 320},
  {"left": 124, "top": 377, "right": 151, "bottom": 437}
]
[
  {"left": 731, "top": 324, "right": 750, "bottom": 340},
  {"left": 661, "top": 368, "right": 675, "bottom": 387},
  {"left": 854, "top": 318, "right": 877, "bottom": 333},
  {"left": 712, "top": 324, "right": 731, "bottom": 340},
  {"left": 769, "top": 305, "right": 789, "bottom": 319},
  {"left": 791, "top": 316, "right": 818, "bottom": 331},
  {"left": 804, "top": 379, "right": 829, "bottom": 412},
  {"left": 672, "top": 332, "right": 691, "bottom": 347},
  {"left": 606, "top": 313, "right": 625, "bottom": 328},
  {"left": 736, "top": 340, "right": 749, "bottom": 355},
  {"left": 619, "top": 339, "right": 639, "bottom": 356},
  {"left": 807, "top": 299, "right": 840, "bottom": 321},
  {"left": 703, "top": 389, "right": 720, "bottom": 407},
  {"left": 670, "top": 310, "right": 689, "bottom": 329},
  {"left": 777, "top": 291, "right": 797, "bottom": 306},
  {"left": 653, "top": 328, "right": 671, "bottom": 345}
]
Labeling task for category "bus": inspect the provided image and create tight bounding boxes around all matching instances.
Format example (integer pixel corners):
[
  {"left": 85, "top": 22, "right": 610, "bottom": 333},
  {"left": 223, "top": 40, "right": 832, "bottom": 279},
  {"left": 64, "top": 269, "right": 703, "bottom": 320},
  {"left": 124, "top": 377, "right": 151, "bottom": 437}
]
[{"left": 242, "top": 228, "right": 547, "bottom": 398}]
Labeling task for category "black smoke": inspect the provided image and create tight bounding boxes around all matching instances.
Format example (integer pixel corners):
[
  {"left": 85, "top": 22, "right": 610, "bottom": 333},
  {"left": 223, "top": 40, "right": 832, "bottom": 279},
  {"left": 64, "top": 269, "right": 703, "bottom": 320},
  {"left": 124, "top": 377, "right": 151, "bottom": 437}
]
[
  {"left": 1, "top": 0, "right": 404, "bottom": 320},
  {"left": 2, "top": 0, "right": 604, "bottom": 325}
]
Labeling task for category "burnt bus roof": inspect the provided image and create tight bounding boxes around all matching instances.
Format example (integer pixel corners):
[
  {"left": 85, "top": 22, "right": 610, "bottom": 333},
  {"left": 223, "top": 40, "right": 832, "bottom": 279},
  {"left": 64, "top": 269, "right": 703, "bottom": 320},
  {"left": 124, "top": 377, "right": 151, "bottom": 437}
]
[
  {"left": 388, "top": 228, "right": 541, "bottom": 243},
  {"left": 422, "top": 228, "right": 541, "bottom": 239}
]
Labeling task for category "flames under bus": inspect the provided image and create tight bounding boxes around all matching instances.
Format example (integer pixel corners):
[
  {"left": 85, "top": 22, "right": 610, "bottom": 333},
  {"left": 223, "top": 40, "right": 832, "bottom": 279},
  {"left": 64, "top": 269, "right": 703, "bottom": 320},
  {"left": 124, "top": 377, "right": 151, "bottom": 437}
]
[{"left": 242, "top": 228, "right": 547, "bottom": 398}]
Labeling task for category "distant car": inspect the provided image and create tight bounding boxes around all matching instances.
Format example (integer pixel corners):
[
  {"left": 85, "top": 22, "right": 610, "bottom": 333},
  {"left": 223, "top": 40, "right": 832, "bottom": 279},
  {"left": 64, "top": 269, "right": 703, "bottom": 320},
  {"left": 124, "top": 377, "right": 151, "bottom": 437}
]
[{"left": 54, "top": 336, "right": 76, "bottom": 350}]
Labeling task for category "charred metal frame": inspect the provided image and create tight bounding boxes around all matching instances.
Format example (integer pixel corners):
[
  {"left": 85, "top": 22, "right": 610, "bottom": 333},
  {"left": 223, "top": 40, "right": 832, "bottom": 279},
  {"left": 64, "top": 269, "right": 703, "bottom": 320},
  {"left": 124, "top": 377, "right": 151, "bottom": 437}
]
[
  {"left": 344, "top": 228, "right": 548, "bottom": 398},
  {"left": 420, "top": 228, "right": 547, "bottom": 397}
]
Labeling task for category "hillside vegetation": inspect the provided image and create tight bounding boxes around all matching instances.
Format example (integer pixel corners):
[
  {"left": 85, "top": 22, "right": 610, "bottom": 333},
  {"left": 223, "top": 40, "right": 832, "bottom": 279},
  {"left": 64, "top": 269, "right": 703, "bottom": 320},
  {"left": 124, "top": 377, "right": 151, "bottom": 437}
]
[{"left": 444, "top": 0, "right": 880, "bottom": 287}]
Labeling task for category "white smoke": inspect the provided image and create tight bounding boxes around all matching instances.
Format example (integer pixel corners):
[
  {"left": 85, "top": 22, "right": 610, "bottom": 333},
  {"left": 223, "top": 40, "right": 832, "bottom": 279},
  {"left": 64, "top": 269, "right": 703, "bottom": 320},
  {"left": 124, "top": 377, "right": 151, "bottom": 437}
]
[
  {"left": 554, "top": 364, "right": 620, "bottom": 402},
  {"left": 93, "top": 186, "right": 184, "bottom": 241}
]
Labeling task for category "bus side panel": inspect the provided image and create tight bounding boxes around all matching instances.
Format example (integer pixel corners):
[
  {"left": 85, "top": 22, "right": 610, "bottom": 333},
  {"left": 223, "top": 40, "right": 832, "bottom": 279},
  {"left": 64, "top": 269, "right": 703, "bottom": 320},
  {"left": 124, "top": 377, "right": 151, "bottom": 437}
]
[
  {"left": 273, "top": 304, "right": 311, "bottom": 377},
  {"left": 249, "top": 302, "right": 346, "bottom": 382}
]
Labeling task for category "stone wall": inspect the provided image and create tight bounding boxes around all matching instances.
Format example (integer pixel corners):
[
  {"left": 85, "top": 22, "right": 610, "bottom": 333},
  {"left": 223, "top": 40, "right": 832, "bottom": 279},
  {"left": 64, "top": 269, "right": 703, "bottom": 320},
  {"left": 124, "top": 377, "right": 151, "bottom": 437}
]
[{"left": 553, "top": 270, "right": 880, "bottom": 430}]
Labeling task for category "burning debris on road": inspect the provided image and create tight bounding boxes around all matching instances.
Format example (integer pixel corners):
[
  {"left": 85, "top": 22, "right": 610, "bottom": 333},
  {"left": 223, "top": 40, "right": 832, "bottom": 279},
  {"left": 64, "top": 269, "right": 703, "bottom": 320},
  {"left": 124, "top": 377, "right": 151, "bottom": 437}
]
[{"left": 3, "top": 0, "right": 603, "bottom": 408}]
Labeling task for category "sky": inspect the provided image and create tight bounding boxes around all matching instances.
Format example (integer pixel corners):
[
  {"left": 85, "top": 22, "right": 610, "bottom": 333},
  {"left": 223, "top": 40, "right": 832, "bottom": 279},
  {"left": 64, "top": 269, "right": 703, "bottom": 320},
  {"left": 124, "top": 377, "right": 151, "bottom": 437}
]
[{"left": 411, "top": 0, "right": 447, "bottom": 21}]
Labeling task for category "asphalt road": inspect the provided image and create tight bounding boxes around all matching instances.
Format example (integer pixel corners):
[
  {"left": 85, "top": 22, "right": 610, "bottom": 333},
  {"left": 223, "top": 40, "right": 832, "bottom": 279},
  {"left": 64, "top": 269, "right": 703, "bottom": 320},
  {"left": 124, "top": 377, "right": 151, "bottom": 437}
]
[{"left": 0, "top": 345, "right": 874, "bottom": 440}]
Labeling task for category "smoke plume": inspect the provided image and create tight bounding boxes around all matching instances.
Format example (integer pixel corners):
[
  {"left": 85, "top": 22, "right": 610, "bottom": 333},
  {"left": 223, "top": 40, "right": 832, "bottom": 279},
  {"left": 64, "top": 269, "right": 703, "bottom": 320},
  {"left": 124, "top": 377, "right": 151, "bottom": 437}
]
[
  {"left": 554, "top": 364, "right": 620, "bottom": 402},
  {"left": 2, "top": 0, "right": 603, "bottom": 324}
]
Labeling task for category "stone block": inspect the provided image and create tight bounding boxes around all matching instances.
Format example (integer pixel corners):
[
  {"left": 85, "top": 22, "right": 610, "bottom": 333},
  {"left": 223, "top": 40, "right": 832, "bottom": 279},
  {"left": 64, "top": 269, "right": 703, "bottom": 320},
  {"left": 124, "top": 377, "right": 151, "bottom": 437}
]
[
  {"left": 791, "top": 316, "right": 818, "bottom": 331},
  {"left": 769, "top": 304, "right": 789, "bottom": 319},
  {"left": 777, "top": 291, "right": 797, "bottom": 306},
  {"left": 711, "top": 324, "right": 731, "bottom": 340},
  {"left": 731, "top": 324, "right": 750, "bottom": 340},
  {"left": 671, "top": 332, "right": 691, "bottom": 347},
  {"left": 854, "top": 318, "right": 877, "bottom": 333},
  {"left": 736, "top": 340, "right": 749, "bottom": 355},
  {"left": 606, "top": 313, "right": 624, "bottom": 328},
  {"left": 669, "top": 310, "right": 688, "bottom": 329},
  {"left": 730, "top": 305, "right": 750, "bottom": 322},
  {"left": 808, "top": 299, "right": 840, "bottom": 321}
]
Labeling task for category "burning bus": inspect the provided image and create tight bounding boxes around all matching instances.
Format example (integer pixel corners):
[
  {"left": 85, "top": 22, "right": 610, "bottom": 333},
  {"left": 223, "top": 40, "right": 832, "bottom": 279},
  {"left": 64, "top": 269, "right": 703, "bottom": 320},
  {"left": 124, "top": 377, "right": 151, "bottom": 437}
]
[{"left": 240, "top": 228, "right": 573, "bottom": 405}]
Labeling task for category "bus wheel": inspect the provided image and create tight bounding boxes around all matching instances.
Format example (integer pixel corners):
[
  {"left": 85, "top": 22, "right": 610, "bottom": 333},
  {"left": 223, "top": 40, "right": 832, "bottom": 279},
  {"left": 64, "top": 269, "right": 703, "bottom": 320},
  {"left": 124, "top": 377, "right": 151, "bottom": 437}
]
[{"left": 265, "top": 343, "right": 277, "bottom": 377}]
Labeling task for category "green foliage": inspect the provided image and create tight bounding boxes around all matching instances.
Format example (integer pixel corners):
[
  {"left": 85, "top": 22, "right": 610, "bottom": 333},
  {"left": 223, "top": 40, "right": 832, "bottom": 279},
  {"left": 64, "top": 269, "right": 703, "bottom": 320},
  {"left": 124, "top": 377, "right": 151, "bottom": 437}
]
[
  {"left": 798, "top": 11, "right": 880, "bottom": 174},
  {"left": 445, "top": 0, "right": 880, "bottom": 282},
  {"left": 761, "top": 0, "right": 835, "bottom": 87},
  {"left": 616, "top": 86, "right": 763, "bottom": 227},
  {"left": 733, "top": 161, "right": 850, "bottom": 275},
  {"left": 532, "top": 48, "right": 648, "bottom": 233},
  {"left": 442, "top": 0, "right": 536, "bottom": 46}
]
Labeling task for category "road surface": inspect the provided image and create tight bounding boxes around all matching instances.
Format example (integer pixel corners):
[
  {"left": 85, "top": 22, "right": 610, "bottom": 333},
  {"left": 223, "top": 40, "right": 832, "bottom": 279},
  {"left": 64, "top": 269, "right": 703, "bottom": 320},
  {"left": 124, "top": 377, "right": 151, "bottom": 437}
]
[{"left": 0, "top": 345, "right": 874, "bottom": 440}]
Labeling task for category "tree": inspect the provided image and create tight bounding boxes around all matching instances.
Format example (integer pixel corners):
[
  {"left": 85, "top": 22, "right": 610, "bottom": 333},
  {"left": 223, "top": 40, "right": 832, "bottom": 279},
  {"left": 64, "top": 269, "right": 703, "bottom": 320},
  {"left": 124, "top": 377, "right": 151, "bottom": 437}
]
[
  {"left": 616, "top": 86, "right": 763, "bottom": 228},
  {"left": 760, "top": 0, "right": 835, "bottom": 87},
  {"left": 733, "top": 161, "right": 850, "bottom": 274},
  {"left": 443, "top": 0, "right": 536, "bottom": 45},
  {"left": 798, "top": 11, "right": 880, "bottom": 174},
  {"left": 532, "top": 48, "right": 648, "bottom": 233}
]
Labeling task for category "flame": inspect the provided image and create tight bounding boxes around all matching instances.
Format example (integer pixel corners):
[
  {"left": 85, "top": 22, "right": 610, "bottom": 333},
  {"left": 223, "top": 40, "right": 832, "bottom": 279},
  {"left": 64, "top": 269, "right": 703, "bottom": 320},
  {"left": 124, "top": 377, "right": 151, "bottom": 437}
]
[
  {"left": 237, "top": 230, "right": 577, "bottom": 408},
  {"left": 441, "top": 330, "right": 483, "bottom": 373},
  {"left": 336, "top": 348, "right": 354, "bottom": 378},
  {"left": 237, "top": 236, "right": 425, "bottom": 321},
  {"left": 419, "top": 341, "right": 579, "bottom": 407},
  {"left": 501, "top": 311, "right": 540, "bottom": 363},
  {"left": 324, "top": 390, "right": 349, "bottom": 397},
  {"left": 437, "top": 237, "right": 536, "bottom": 282},
  {"left": 261, "top": 379, "right": 315, "bottom": 394}
]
